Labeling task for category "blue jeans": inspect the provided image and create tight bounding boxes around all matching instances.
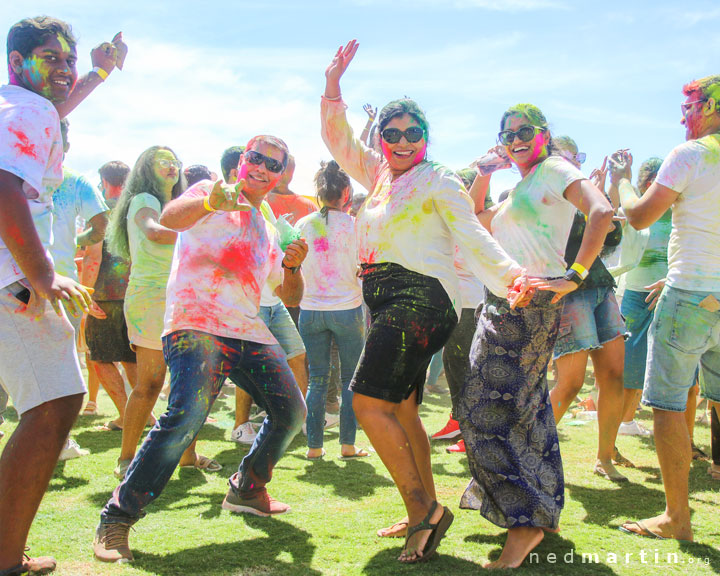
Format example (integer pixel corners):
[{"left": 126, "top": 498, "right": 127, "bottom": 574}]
[
  {"left": 299, "top": 307, "right": 365, "bottom": 449},
  {"left": 621, "top": 289, "right": 654, "bottom": 390},
  {"left": 101, "top": 329, "right": 306, "bottom": 522}
]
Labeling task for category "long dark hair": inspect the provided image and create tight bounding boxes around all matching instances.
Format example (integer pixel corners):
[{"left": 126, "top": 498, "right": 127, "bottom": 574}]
[
  {"left": 314, "top": 160, "right": 352, "bottom": 221},
  {"left": 106, "top": 146, "right": 185, "bottom": 259}
]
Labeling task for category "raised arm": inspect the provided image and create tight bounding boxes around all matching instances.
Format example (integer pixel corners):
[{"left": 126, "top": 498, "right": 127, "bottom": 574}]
[
  {"left": 321, "top": 40, "right": 382, "bottom": 191},
  {"left": 56, "top": 33, "right": 128, "bottom": 118}
]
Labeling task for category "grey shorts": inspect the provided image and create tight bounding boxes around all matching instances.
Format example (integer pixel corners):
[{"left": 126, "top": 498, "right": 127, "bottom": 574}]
[{"left": 0, "top": 281, "right": 86, "bottom": 415}]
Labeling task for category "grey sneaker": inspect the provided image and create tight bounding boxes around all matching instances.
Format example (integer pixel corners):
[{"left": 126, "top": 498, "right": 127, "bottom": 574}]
[
  {"left": 222, "top": 486, "right": 290, "bottom": 517},
  {"left": 93, "top": 521, "right": 134, "bottom": 563}
]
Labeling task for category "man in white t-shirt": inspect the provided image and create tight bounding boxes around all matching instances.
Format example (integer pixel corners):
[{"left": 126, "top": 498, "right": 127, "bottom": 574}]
[
  {"left": 94, "top": 136, "right": 309, "bottom": 563},
  {"left": 614, "top": 74, "right": 720, "bottom": 542},
  {"left": 0, "top": 17, "right": 95, "bottom": 576}
]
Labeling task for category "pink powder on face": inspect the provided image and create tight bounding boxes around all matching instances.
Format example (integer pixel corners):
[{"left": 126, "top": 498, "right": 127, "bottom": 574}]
[
  {"left": 526, "top": 133, "right": 546, "bottom": 165},
  {"left": 381, "top": 139, "right": 392, "bottom": 162},
  {"left": 381, "top": 140, "right": 426, "bottom": 167}
]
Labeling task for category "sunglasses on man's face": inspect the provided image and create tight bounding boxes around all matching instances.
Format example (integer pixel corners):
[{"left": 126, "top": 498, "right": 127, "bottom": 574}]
[
  {"left": 498, "top": 125, "right": 545, "bottom": 147},
  {"left": 244, "top": 150, "right": 285, "bottom": 174},
  {"left": 380, "top": 126, "right": 425, "bottom": 144}
]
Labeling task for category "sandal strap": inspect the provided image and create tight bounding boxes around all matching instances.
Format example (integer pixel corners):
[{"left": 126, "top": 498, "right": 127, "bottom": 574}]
[{"left": 405, "top": 501, "right": 439, "bottom": 539}]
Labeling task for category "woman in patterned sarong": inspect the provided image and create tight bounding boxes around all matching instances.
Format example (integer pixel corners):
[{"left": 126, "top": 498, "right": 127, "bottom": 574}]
[{"left": 458, "top": 104, "right": 614, "bottom": 569}]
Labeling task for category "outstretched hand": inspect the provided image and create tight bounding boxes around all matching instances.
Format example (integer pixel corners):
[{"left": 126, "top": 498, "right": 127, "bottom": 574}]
[
  {"left": 363, "top": 103, "right": 377, "bottom": 121},
  {"left": 528, "top": 277, "right": 578, "bottom": 305},
  {"left": 324, "top": 40, "right": 359, "bottom": 99},
  {"left": 207, "top": 179, "right": 252, "bottom": 212},
  {"left": 608, "top": 149, "right": 633, "bottom": 185},
  {"left": 590, "top": 156, "right": 608, "bottom": 194}
]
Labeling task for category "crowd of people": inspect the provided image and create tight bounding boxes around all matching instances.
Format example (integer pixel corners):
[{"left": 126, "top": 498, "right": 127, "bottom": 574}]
[{"left": 0, "top": 18, "right": 719, "bottom": 576}]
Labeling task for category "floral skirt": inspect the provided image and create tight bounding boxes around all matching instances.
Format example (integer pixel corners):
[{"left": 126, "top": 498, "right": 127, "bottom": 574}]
[{"left": 457, "top": 290, "right": 564, "bottom": 529}]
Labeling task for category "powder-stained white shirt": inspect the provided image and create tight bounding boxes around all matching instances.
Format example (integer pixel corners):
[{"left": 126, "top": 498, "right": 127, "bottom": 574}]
[
  {"left": 297, "top": 210, "right": 362, "bottom": 311},
  {"left": 655, "top": 134, "right": 720, "bottom": 291},
  {"left": 163, "top": 181, "right": 283, "bottom": 344},
  {"left": 491, "top": 156, "right": 583, "bottom": 277},
  {"left": 0, "top": 85, "right": 64, "bottom": 288},
  {"left": 321, "top": 97, "right": 521, "bottom": 315}
]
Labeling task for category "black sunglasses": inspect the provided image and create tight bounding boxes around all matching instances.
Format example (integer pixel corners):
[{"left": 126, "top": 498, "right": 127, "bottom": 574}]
[
  {"left": 498, "top": 125, "right": 545, "bottom": 146},
  {"left": 244, "top": 150, "right": 285, "bottom": 174},
  {"left": 380, "top": 126, "right": 425, "bottom": 144}
]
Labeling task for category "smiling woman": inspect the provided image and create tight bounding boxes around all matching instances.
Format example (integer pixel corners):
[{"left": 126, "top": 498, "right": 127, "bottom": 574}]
[{"left": 320, "top": 39, "right": 528, "bottom": 565}]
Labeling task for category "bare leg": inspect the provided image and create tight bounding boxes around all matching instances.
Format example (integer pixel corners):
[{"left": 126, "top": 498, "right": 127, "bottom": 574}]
[
  {"left": 621, "top": 388, "right": 642, "bottom": 423},
  {"left": 234, "top": 388, "right": 253, "bottom": 429},
  {"left": 91, "top": 360, "right": 130, "bottom": 426},
  {"left": 0, "top": 393, "right": 83, "bottom": 572},
  {"left": 590, "top": 336, "right": 625, "bottom": 462},
  {"left": 86, "top": 353, "right": 99, "bottom": 404},
  {"left": 685, "top": 384, "right": 698, "bottom": 441},
  {"left": 119, "top": 347, "right": 196, "bottom": 464},
  {"left": 353, "top": 391, "right": 445, "bottom": 562},
  {"left": 622, "top": 409, "right": 693, "bottom": 541},
  {"left": 549, "top": 351, "right": 589, "bottom": 422},
  {"left": 288, "top": 353, "right": 308, "bottom": 397}
]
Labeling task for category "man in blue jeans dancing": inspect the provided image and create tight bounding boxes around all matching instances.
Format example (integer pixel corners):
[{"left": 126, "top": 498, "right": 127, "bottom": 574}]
[{"left": 93, "top": 135, "right": 308, "bottom": 563}]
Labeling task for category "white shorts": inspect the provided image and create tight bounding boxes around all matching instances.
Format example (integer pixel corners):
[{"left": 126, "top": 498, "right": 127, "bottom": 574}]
[{"left": 0, "top": 282, "right": 86, "bottom": 415}]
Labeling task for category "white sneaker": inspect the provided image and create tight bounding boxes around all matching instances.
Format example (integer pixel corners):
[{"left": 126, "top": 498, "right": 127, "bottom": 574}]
[
  {"left": 59, "top": 438, "right": 90, "bottom": 461},
  {"left": 323, "top": 412, "right": 340, "bottom": 430},
  {"left": 618, "top": 420, "right": 653, "bottom": 436},
  {"left": 231, "top": 422, "right": 258, "bottom": 445}
]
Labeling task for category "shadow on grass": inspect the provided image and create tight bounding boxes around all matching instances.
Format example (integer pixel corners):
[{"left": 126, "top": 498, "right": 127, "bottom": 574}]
[
  {"left": 362, "top": 546, "right": 482, "bottom": 575},
  {"left": 565, "top": 481, "right": 666, "bottom": 526},
  {"left": 295, "top": 457, "right": 394, "bottom": 499},
  {"left": 134, "top": 515, "right": 320, "bottom": 576},
  {"left": 48, "top": 459, "right": 90, "bottom": 491},
  {"left": 465, "top": 532, "right": 619, "bottom": 575}
]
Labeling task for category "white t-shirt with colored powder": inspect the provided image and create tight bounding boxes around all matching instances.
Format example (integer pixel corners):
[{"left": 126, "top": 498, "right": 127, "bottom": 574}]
[
  {"left": 491, "top": 156, "right": 584, "bottom": 277},
  {"left": 163, "top": 181, "right": 284, "bottom": 344},
  {"left": 655, "top": 134, "right": 720, "bottom": 292},
  {"left": 455, "top": 247, "right": 486, "bottom": 310},
  {"left": 321, "top": 97, "right": 522, "bottom": 316},
  {"left": 126, "top": 193, "right": 175, "bottom": 289},
  {"left": 296, "top": 210, "right": 362, "bottom": 311},
  {"left": 51, "top": 167, "right": 108, "bottom": 279},
  {"left": 0, "top": 85, "right": 64, "bottom": 288}
]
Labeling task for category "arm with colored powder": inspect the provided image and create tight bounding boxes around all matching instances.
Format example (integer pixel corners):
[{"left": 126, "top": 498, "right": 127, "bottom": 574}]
[
  {"left": 610, "top": 150, "right": 678, "bottom": 230},
  {"left": 56, "top": 33, "right": 128, "bottom": 119},
  {"left": 160, "top": 180, "right": 251, "bottom": 231},
  {"left": 77, "top": 211, "right": 108, "bottom": 247},
  {"left": 274, "top": 239, "right": 308, "bottom": 307},
  {"left": 433, "top": 179, "right": 523, "bottom": 298},
  {"left": 321, "top": 40, "right": 382, "bottom": 192},
  {"left": 0, "top": 170, "right": 91, "bottom": 316}
]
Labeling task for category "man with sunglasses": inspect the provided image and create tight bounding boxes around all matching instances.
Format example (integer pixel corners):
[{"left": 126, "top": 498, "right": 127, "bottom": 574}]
[
  {"left": 615, "top": 75, "right": 720, "bottom": 542},
  {"left": 93, "top": 136, "right": 309, "bottom": 563}
]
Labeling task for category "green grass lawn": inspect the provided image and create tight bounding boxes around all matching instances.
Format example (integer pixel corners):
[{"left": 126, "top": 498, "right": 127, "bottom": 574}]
[{"left": 3, "top": 372, "right": 719, "bottom": 575}]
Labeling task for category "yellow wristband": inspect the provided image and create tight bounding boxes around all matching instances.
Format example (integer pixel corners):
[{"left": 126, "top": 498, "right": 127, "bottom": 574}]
[
  {"left": 92, "top": 66, "right": 109, "bottom": 81},
  {"left": 570, "top": 262, "right": 588, "bottom": 279},
  {"left": 203, "top": 196, "right": 215, "bottom": 212}
]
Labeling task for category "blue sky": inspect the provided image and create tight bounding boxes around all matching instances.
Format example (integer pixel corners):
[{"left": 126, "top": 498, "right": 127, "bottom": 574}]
[{"left": 4, "top": 1, "right": 719, "bottom": 199}]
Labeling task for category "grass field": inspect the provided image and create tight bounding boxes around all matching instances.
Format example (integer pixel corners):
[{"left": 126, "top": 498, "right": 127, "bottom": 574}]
[{"left": 3, "top": 371, "right": 719, "bottom": 575}]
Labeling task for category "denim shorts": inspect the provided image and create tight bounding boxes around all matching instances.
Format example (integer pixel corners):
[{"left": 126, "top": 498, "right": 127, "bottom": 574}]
[
  {"left": 621, "top": 289, "right": 654, "bottom": 390},
  {"left": 643, "top": 285, "right": 720, "bottom": 412},
  {"left": 553, "top": 286, "right": 626, "bottom": 360},
  {"left": 258, "top": 302, "right": 306, "bottom": 360}
]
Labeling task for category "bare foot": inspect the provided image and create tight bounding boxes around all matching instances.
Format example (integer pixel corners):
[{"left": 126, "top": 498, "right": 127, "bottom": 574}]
[
  {"left": 594, "top": 459, "right": 628, "bottom": 483},
  {"left": 377, "top": 517, "right": 408, "bottom": 538},
  {"left": 340, "top": 444, "right": 370, "bottom": 458},
  {"left": 178, "top": 451, "right": 197, "bottom": 467},
  {"left": 306, "top": 448, "right": 324, "bottom": 460},
  {"left": 484, "top": 527, "right": 544, "bottom": 569},
  {"left": 620, "top": 514, "right": 693, "bottom": 541},
  {"left": 398, "top": 503, "right": 446, "bottom": 563},
  {"left": 542, "top": 526, "right": 560, "bottom": 534}
]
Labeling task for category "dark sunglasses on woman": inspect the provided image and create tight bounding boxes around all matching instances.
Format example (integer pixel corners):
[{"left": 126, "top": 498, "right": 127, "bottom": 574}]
[
  {"left": 380, "top": 126, "right": 425, "bottom": 144},
  {"left": 498, "top": 125, "right": 545, "bottom": 147}
]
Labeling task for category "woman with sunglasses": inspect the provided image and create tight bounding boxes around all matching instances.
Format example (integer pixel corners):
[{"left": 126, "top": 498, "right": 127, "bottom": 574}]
[
  {"left": 545, "top": 136, "right": 630, "bottom": 484},
  {"left": 106, "top": 146, "right": 219, "bottom": 479},
  {"left": 322, "top": 40, "right": 529, "bottom": 564},
  {"left": 460, "top": 108, "right": 613, "bottom": 569}
]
